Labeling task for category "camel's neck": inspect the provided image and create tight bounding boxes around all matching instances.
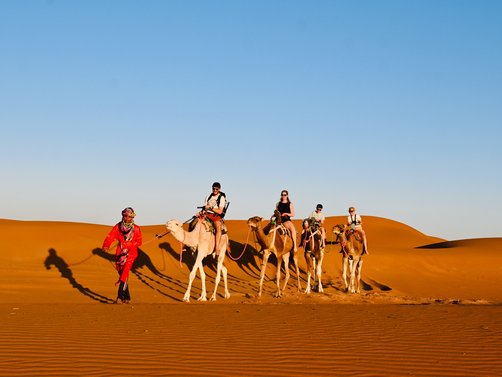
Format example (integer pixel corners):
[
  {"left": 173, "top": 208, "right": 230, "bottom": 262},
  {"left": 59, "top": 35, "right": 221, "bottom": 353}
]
[
  {"left": 253, "top": 226, "right": 273, "bottom": 248},
  {"left": 171, "top": 223, "right": 200, "bottom": 247},
  {"left": 342, "top": 232, "right": 362, "bottom": 254}
]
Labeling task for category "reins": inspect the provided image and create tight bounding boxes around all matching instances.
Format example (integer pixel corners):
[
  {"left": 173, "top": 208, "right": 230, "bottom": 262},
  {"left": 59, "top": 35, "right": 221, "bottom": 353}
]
[
  {"left": 226, "top": 226, "right": 252, "bottom": 261},
  {"left": 68, "top": 253, "right": 96, "bottom": 267},
  {"left": 335, "top": 232, "right": 348, "bottom": 256},
  {"left": 302, "top": 227, "right": 322, "bottom": 252},
  {"left": 156, "top": 215, "right": 197, "bottom": 268}
]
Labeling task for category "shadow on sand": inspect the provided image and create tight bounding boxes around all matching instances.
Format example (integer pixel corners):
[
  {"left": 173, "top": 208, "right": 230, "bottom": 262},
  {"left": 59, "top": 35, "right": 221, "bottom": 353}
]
[
  {"left": 92, "top": 247, "right": 185, "bottom": 301},
  {"left": 44, "top": 248, "right": 115, "bottom": 304}
]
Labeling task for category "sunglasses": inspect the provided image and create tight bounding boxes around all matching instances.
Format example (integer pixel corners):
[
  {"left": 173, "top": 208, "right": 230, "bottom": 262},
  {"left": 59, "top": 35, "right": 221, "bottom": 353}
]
[
  {"left": 212, "top": 187, "right": 220, "bottom": 190},
  {"left": 281, "top": 193, "right": 288, "bottom": 196}
]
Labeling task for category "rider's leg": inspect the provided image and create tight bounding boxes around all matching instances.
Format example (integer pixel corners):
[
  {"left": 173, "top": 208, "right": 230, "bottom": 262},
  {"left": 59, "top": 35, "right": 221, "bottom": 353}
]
[
  {"left": 361, "top": 229, "right": 369, "bottom": 255},
  {"left": 214, "top": 220, "right": 222, "bottom": 255},
  {"left": 285, "top": 221, "right": 297, "bottom": 252}
]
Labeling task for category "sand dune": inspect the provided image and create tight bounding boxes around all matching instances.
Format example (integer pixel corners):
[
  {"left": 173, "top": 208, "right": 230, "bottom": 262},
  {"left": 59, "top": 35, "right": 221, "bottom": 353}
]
[{"left": 1, "top": 216, "right": 501, "bottom": 376}]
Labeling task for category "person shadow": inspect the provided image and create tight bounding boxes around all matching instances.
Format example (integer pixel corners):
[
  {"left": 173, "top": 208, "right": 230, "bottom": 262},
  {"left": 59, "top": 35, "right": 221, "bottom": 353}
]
[
  {"left": 44, "top": 248, "right": 115, "bottom": 304},
  {"left": 92, "top": 246, "right": 184, "bottom": 300}
]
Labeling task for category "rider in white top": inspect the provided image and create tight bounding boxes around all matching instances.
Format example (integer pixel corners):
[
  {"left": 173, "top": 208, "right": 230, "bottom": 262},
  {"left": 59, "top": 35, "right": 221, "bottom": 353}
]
[
  {"left": 347, "top": 206, "right": 369, "bottom": 255},
  {"left": 203, "top": 182, "right": 226, "bottom": 256}
]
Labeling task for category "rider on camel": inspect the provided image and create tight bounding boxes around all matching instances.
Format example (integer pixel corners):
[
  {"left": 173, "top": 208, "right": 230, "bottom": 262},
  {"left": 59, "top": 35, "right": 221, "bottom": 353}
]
[
  {"left": 347, "top": 206, "right": 369, "bottom": 255},
  {"left": 309, "top": 204, "right": 326, "bottom": 248},
  {"left": 202, "top": 182, "right": 226, "bottom": 257}
]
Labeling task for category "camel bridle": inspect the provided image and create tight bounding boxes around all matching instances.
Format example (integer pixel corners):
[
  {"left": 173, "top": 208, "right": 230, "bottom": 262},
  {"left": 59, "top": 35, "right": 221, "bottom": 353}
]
[
  {"left": 303, "top": 226, "right": 320, "bottom": 251},
  {"left": 333, "top": 228, "right": 348, "bottom": 256}
]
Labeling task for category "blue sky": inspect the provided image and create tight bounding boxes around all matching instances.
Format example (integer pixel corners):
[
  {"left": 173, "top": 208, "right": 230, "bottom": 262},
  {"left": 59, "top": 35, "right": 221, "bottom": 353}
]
[{"left": 1, "top": 0, "right": 501, "bottom": 240}]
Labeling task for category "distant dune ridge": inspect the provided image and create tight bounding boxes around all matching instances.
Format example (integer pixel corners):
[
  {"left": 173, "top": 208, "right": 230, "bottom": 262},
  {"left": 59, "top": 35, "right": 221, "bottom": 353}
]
[{"left": 1, "top": 216, "right": 501, "bottom": 376}]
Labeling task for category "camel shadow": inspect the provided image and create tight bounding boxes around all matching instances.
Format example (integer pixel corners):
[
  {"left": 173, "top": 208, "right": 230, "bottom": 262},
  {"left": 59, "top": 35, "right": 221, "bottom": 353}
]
[
  {"left": 159, "top": 242, "right": 196, "bottom": 271},
  {"left": 158, "top": 241, "right": 230, "bottom": 290},
  {"left": 246, "top": 244, "right": 307, "bottom": 290},
  {"left": 227, "top": 239, "right": 262, "bottom": 277},
  {"left": 159, "top": 238, "right": 262, "bottom": 292},
  {"left": 92, "top": 247, "right": 184, "bottom": 301},
  {"left": 366, "top": 278, "right": 392, "bottom": 292},
  {"left": 44, "top": 248, "right": 115, "bottom": 304}
]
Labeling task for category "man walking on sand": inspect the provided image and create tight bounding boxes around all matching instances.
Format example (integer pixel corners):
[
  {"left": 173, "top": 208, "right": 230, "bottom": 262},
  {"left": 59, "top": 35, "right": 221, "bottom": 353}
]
[{"left": 102, "top": 207, "right": 142, "bottom": 303}]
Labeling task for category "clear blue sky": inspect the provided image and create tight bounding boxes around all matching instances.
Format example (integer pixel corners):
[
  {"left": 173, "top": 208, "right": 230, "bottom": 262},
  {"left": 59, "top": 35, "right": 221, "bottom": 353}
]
[{"left": 1, "top": 0, "right": 501, "bottom": 240}]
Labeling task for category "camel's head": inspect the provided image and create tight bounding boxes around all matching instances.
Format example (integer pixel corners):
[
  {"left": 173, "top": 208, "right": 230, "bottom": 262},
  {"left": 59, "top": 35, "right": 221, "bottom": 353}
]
[
  {"left": 247, "top": 216, "right": 263, "bottom": 229},
  {"left": 332, "top": 224, "right": 346, "bottom": 242},
  {"left": 165, "top": 219, "right": 182, "bottom": 232}
]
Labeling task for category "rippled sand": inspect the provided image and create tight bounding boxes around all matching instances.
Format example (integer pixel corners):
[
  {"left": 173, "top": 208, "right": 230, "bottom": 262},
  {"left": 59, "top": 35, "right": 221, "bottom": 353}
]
[{"left": 1, "top": 218, "right": 501, "bottom": 376}]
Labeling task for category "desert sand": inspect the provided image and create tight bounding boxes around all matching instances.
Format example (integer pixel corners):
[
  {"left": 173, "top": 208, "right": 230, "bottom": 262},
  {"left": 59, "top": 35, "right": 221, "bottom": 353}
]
[{"left": 1, "top": 216, "right": 501, "bottom": 376}]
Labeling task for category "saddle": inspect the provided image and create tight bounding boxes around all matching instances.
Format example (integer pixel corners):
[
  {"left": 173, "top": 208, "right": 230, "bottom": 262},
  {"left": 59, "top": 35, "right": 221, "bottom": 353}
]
[
  {"left": 271, "top": 209, "right": 283, "bottom": 225},
  {"left": 345, "top": 228, "right": 362, "bottom": 242},
  {"left": 188, "top": 215, "right": 227, "bottom": 235},
  {"left": 264, "top": 220, "right": 289, "bottom": 238},
  {"left": 301, "top": 219, "right": 322, "bottom": 252}
]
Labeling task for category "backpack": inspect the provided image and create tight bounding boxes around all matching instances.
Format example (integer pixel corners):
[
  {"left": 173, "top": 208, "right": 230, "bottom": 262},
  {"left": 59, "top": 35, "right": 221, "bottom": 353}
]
[{"left": 207, "top": 192, "right": 230, "bottom": 219}]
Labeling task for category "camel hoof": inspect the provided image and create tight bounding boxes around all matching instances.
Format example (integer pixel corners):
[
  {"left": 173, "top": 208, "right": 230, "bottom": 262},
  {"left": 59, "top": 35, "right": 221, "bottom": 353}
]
[
  {"left": 183, "top": 297, "right": 190, "bottom": 303},
  {"left": 209, "top": 296, "right": 216, "bottom": 301},
  {"left": 197, "top": 296, "right": 207, "bottom": 302},
  {"left": 224, "top": 292, "right": 231, "bottom": 299}
]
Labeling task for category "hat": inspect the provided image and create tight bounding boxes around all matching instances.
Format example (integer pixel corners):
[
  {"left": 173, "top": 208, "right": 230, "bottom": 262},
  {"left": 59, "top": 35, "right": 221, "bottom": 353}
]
[
  {"left": 316, "top": 204, "right": 323, "bottom": 209},
  {"left": 121, "top": 207, "right": 136, "bottom": 217},
  {"left": 212, "top": 182, "right": 221, "bottom": 188}
]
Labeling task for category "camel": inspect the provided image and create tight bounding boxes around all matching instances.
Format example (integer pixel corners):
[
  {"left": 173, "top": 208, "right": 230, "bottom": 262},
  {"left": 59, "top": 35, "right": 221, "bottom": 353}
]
[
  {"left": 247, "top": 216, "right": 301, "bottom": 297},
  {"left": 301, "top": 219, "right": 325, "bottom": 294},
  {"left": 166, "top": 216, "right": 230, "bottom": 302},
  {"left": 332, "top": 224, "right": 365, "bottom": 293}
]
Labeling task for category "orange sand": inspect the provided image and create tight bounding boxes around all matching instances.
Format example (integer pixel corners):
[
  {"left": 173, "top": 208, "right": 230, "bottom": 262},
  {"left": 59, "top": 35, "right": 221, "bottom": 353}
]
[{"left": 1, "top": 216, "right": 501, "bottom": 376}]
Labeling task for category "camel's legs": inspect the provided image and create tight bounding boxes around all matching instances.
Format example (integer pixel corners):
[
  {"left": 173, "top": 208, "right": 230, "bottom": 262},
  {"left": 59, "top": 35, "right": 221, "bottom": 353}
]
[
  {"left": 197, "top": 260, "right": 207, "bottom": 301},
  {"left": 342, "top": 256, "right": 349, "bottom": 291},
  {"left": 355, "top": 259, "right": 363, "bottom": 293},
  {"left": 221, "top": 237, "right": 230, "bottom": 298},
  {"left": 184, "top": 257, "right": 203, "bottom": 302},
  {"left": 275, "top": 255, "right": 283, "bottom": 297},
  {"left": 210, "top": 246, "right": 230, "bottom": 300},
  {"left": 317, "top": 252, "right": 324, "bottom": 293},
  {"left": 221, "top": 264, "right": 230, "bottom": 298},
  {"left": 305, "top": 271, "right": 312, "bottom": 294},
  {"left": 312, "top": 257, "right": 317, "bottom": 291},
  {"left": 280, "top": 252, "right": 291, "bottom": 297},
  {"left": 292, "top": 250, "right": 301, "bottom": 292},
  {"left": 258, "top": 250, "right": 271, "bottom": 297},
  {"left": 305, "top": 254, "right": 312, "bottom": 294},
  {"left": 348, "top": 258, "right": 356, "bottom": 294},
  {"left": 210, "top": 257, "right": 223, "bottom": 301}
]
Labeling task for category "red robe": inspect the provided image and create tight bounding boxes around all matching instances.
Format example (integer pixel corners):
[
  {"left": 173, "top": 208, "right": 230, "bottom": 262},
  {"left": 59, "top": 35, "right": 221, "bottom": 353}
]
[{"left": 102, "top": 223, "right": 142, "bottom": 283}]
